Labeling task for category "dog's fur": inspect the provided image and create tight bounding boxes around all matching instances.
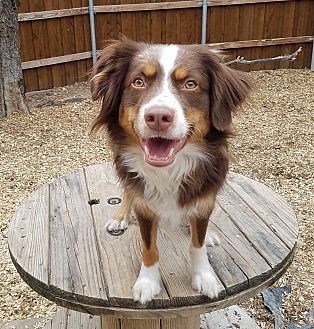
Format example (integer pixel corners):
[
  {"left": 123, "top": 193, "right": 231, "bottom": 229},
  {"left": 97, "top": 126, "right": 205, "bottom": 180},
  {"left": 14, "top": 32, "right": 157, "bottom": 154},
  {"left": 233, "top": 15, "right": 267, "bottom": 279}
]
[{"left": 91, "top": 39, "right": 251, "bottom": 304}]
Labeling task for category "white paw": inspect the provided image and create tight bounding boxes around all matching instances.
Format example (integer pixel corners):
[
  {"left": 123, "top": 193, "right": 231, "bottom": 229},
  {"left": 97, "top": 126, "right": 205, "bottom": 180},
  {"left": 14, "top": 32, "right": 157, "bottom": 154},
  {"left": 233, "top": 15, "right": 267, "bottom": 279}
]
[
  {"left": 205, "top": 231, "right": 220, "bottom": 247},
  {"left": 105, "top": 219, "right": 128, "bottom": 232},
  {"left": 133, "top": 277, "right": 161, "bottom": 304},
  {"left": 132, "top": 263, "right": 161, "bottom": 304},
  {"left": 192, "top": 271, "right": 219, "bottom": 299}
]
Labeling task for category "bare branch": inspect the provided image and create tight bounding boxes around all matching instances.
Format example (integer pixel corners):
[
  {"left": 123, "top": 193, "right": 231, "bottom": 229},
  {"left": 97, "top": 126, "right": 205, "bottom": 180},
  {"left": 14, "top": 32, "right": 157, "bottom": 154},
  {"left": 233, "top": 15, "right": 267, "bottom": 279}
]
[{"left": 225, "top": 47, "right": 302, "bottom": 66}]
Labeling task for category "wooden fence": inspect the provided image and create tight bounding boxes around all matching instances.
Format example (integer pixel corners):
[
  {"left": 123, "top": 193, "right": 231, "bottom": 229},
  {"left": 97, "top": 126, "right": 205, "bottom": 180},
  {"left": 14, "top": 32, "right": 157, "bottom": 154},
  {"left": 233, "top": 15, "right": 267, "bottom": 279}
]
[{"left": 18, "top": 0, "right": 314, "bottom": 92}]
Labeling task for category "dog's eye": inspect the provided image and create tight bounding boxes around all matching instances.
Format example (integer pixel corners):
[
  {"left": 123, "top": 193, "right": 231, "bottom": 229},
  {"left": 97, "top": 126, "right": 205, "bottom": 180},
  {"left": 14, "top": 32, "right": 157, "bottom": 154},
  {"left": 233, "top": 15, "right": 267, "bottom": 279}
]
[
  {"left": 184, "top": 80, "right": 197, "bottom": 90},
  {"left": 132, "top": 78, "right": 145, "bottom": 88}
]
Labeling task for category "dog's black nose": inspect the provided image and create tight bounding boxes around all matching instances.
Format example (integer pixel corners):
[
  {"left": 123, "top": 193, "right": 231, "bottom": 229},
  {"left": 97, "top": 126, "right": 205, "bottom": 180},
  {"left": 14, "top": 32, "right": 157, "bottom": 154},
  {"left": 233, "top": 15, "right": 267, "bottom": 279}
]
[{"left": 144, "top": 107, "right": 174, "bottom": 131}]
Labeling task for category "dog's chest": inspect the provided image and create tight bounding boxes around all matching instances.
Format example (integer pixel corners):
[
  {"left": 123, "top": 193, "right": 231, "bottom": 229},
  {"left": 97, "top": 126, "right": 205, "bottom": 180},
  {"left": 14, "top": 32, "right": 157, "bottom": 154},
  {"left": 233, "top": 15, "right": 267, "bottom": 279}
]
[{"left": 142, "top": 170, "right": 187, "bottom": 227}]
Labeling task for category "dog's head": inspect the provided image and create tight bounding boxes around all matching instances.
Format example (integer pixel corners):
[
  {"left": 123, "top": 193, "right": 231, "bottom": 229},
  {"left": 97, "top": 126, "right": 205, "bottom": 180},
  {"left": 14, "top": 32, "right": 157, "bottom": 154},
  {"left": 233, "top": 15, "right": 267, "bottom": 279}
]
[{"left": 91, "top": 39, "right": 251, "bottom": 167}]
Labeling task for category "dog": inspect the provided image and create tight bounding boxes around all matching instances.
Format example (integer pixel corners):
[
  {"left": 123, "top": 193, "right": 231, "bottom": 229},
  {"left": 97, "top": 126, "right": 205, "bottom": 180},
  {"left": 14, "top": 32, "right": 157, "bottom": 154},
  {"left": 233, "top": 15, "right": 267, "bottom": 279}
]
[{"left": 90, "top": 39, "right": 251, "bottom": 304}]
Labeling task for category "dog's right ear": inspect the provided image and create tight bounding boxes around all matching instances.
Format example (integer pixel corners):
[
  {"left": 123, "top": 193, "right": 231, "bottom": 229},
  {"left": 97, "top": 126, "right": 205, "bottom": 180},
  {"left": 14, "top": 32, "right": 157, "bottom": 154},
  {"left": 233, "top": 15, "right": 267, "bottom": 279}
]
[{"left": 90, "top": 39, "right": 139, "bottom": 132}]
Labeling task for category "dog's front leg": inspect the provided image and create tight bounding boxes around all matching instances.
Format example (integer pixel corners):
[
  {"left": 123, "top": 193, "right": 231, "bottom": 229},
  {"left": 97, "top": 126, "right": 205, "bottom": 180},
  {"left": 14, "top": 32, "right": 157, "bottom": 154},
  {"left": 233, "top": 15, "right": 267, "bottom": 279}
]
[
  {"left": 106, "top": 191, "right": 132, "bottom": 232},
  {"left": 189, "top": 199, "right": 219, "bottom": 299},
  {"left": 132, "top": 205, "right": 161, "bottom": 304}
]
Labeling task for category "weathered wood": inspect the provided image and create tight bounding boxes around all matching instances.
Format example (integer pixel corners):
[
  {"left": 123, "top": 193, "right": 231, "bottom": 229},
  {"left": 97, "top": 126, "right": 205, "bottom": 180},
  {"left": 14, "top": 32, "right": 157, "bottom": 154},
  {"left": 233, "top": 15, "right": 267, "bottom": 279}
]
[
  {"left": 44, "top": 308, "right": 102, "bottom": 329},
  {"left": 8, "top": 163, "right": 298, "bottom": 320},
  {"left": 18, "top": 7, "right": 89, "bottom": 21},
  {"left": 84, "top": 163, "right": 170, "bottom": 309},
  {"left": 8, "top": 185, "right": 50, "bottom": 285},
  {"left": 17, "top": 0, "right": 295, "bottom": 22},
  {"left": 49, "top": 170, "right": 108, "bottom": 304},
  {"left": 21, "top": 36, "right": 313, "bottom": 70},
  {"left": 22, "top": 52, "right": 92, "bottom": 70}
]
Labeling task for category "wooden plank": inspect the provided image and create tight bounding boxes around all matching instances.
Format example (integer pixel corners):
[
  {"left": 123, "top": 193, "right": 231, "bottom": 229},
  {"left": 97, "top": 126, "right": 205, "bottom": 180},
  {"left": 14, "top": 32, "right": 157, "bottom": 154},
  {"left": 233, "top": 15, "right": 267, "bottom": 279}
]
[
  {"left": 49, "top": 170, "right": 108, "bottom": 304},
  {"left": 18, "top": 7, "right": 89, "bottom": 21},
  {"left": 209, "top": 0, "right": 290, "bottom": 5},
  {"left": 279, "top": 0, "right": 296, "bottom": 69},
  {"left": 84, "top": 163, "right": 170, "bottom": 308},
  {"left": 19, "top": 22, "right": 39, "bottom": 91},
  {"left": 43, "top": 308, "right": 68, "bottom": 329},
  {"left": 8, "top": 185, "right": 50, "bottom": 285},
  {"left": 217, "top": 183, "right": 291, "bottom": 268},
  {"left": 162, "top": 316, "right": 200, "bottom": 329},
  {"left": 59, "top": 0, "right": 79, "bottom": 85},
  {"left": 157, "top": 226, "right": 225, "bottom": 306},
  {"left": 120, "top": 319, "right": 160, "bottom": 329},
  {"left": 195, "top": 7, "right": 202, "bottom": 43},
  {"left": 101, "top": 316, "right": 121, "bottom": 329},
  {"left": 28, "top": 1, "right": 52, "bottom": 90},
  {"left": 250, "top": 2, "right": 266, "bottom": 70},
  {"left": 165, "top": 1, "right": 177, "bottom": 43},
  {"left": 121, "top": 0, "right": 135, "bottom": 40},
  {"left": 67, "top": 309, "right": 102, "bottom": 328},
  {"left": 240, "top": 177, "right": 298, "bottom": 233},
  {"left": 210, "top": 205, "right": 271, "bottom": 286},
  {"left": 263, "top": 2, "right": 283, "bottom": 69},
  {"left": 224, "top": 5, "right": 239, "bottom": 42},
  {"left": 293, "top": 0, "right": 310, "bottom": 68},
  {"left": 226, "top": 176, "right": 298, "bottom": 248},
  {"left": 72, "top": 0, "right": 88, "bottom": 82},
  {"left": 207, "top": 6, "right": 224, "bottom": 43},
  {"left": 237, "top": 4, "right": 254, "bottom": 71},
  {"left": 44, "top": 2, "right": 66, "bottom": 88},
  {"left": 22, "top": 51, "right": 92, "bottom": 69}
]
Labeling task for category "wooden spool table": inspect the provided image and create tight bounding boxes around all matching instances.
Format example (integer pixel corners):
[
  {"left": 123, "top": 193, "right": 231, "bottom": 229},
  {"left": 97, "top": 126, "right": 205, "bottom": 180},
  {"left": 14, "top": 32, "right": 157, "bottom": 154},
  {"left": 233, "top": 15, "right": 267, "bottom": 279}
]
[{"left": 8, "top": 163, "right": 298, "bottom": 329}]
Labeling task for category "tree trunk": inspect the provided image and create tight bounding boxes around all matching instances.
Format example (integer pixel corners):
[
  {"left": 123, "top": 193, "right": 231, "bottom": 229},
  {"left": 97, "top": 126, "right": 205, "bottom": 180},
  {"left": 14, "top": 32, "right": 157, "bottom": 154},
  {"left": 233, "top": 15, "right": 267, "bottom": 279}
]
[{"left": 0, "top": 0, "right": 29, "bottom": 118}]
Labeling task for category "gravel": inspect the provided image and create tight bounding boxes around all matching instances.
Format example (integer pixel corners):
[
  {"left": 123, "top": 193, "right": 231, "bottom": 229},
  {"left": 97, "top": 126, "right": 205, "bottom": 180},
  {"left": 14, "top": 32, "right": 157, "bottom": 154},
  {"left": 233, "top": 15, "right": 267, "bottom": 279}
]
[{"left": 0, "top": 69, "right": 313, "bottom": 328}]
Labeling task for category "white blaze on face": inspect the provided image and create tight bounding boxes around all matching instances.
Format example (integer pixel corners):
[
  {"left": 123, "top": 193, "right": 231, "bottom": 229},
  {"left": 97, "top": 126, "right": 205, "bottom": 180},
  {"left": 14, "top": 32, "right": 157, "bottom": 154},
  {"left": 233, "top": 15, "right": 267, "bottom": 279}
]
[{"left": 137, "top": 45, "right": 188, "bottom": 139}]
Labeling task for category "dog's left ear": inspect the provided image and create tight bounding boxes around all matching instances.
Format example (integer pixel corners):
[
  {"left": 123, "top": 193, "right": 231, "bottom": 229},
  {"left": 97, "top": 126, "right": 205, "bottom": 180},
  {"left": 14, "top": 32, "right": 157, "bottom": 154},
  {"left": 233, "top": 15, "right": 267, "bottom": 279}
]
[{"left": 204, "top": 51, "right": 252, "bottom": 132}]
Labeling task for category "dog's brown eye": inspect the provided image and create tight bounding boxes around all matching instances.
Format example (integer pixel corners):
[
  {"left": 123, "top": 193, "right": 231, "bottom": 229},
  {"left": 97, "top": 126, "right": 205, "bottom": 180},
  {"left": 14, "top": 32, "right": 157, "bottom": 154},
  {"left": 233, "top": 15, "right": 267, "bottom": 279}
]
[
  {"left": 132, "top": 78, "right": 145, "bottom": 88},
  {"left": 184, "top": 80, "right": 197, "bottom": 90}
]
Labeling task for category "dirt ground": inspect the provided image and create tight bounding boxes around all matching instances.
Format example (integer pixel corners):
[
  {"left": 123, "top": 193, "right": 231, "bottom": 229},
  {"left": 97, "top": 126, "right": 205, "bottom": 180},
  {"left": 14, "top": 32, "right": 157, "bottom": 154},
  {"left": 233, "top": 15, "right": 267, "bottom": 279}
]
[{"left": 0, "top": 69, "right": 313, "bottom": 328}]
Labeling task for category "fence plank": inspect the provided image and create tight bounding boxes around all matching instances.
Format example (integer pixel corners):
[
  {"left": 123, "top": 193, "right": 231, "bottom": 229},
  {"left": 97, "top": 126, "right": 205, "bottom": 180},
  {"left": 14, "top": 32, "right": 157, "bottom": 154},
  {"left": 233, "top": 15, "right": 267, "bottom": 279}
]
[
  {"left": 44, "top": 2, "right": 66, "bottom": 88},
  {"left": 72, "top": 0, "right": 88, "bottom": 82},
  {"left": 28, "top": 1, "right": 52, "bottom": 90}
]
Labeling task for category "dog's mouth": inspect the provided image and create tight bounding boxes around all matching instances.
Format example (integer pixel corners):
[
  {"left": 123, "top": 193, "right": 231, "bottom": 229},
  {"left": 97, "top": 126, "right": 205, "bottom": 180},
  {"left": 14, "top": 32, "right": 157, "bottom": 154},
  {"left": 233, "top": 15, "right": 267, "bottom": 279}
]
[{"left": 140, "top": 137, "right": 186, "bottom": 167}]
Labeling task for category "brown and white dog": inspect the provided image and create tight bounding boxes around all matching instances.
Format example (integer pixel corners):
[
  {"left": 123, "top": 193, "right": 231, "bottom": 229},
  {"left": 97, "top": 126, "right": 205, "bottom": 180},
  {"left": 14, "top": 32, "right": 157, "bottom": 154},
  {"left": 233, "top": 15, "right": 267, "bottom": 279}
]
[{"left": 91, "top": 39, "right": 251, "bottom": 304}]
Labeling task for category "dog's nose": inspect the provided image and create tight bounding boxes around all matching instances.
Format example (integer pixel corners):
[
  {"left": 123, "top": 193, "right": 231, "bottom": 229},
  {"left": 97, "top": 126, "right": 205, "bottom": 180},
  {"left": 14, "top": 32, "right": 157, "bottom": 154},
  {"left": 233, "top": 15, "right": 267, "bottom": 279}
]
[{"left": 144, "top": 107, "right": 174, "bottom": 131}]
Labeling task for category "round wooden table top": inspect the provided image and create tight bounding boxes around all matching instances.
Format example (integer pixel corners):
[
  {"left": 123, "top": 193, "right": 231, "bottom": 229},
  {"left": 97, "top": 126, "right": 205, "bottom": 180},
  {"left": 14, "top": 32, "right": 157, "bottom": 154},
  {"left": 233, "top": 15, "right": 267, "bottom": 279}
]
[{"left": 8, "top": 163, "right": 298, "bottom": 319}]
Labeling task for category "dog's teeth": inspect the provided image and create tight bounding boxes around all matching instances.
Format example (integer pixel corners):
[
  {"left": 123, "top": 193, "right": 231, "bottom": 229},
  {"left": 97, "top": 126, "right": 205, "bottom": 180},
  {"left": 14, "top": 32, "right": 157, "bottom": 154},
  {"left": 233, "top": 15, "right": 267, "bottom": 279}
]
[
  {"left": 168, "top": 148, "right": 174, "bottom": 157},
  {"left": 144, "top": 146, "right": 149, "bottom": 156}
]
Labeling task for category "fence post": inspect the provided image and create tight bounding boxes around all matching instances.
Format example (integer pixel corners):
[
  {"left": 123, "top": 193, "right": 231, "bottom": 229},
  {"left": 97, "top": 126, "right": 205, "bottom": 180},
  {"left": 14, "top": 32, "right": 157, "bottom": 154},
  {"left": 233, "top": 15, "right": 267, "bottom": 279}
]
[
  {"left": 311, "top": 39, "right": 314, "bottom": 70},
  {"left": 89, "top": 0, "right": 97, "bottom": 64},
  {"left": 201, "top": 0, "right": 208, "bottom": 45}
]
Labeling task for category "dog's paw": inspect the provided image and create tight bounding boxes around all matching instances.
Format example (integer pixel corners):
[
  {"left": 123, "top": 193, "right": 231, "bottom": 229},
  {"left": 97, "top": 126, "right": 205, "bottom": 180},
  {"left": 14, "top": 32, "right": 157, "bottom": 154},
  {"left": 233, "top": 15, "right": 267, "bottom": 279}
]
[
  {"left": 105, "top": 219, "right": 128, "bottom": 232},
  {"left": 133, "top": 263, "right": 161, "bottom": 304},
  {"left": 191, "top": 271, "right": 219, "bottom": 299},
  {"left": 205, "top": 231, "right": 220, "bottom": 247},
  {"left": 133, "top": 277, "right": 161, "bottom": 304}
]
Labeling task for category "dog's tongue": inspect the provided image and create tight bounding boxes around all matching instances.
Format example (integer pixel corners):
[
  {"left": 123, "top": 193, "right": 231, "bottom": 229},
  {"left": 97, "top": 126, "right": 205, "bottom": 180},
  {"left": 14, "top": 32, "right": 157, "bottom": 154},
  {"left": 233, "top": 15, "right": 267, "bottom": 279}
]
[
  {"left": 141, "top": 137, "right": 186, "bottom": 167},
  {"left": 146, "top": 138, "right": 176, "bottom": 157}
]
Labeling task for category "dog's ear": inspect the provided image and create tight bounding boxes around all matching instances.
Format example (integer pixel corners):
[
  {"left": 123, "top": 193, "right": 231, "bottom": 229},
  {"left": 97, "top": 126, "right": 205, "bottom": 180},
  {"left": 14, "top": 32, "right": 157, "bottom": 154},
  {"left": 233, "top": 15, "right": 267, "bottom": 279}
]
[
  {"left": 203, "top": 51, "right": 252, "bottom": 132},
  {"left": 90, "top": 39, "right": 139, "bottom": 131}
]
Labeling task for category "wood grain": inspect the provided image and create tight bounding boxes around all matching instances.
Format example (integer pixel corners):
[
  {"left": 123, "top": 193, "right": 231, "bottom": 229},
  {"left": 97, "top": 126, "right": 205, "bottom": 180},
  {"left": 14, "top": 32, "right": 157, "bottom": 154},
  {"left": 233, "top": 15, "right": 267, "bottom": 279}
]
[
  {"left": 8, "top": 185, "right": 50, "bottom": 285},
  {"left": 8, "top": 163, "right": 298, "bottom": 319},
  {"left": 49, "top": 170, "right": 108, "bottom": 304}
]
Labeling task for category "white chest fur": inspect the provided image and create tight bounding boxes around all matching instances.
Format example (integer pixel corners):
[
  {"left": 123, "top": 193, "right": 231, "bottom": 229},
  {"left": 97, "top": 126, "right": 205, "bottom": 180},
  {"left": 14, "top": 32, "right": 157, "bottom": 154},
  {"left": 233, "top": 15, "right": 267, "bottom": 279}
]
[{"left": 121, "top": 144, "right": 208, "bottom": 227}]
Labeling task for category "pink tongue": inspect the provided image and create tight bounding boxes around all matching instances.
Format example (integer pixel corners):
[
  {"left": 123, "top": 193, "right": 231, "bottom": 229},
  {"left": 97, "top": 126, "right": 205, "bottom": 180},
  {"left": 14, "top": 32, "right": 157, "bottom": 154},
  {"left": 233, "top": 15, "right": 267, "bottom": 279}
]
[{"left": 146, "top": 138, "right": 176, "bottom": 157}]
